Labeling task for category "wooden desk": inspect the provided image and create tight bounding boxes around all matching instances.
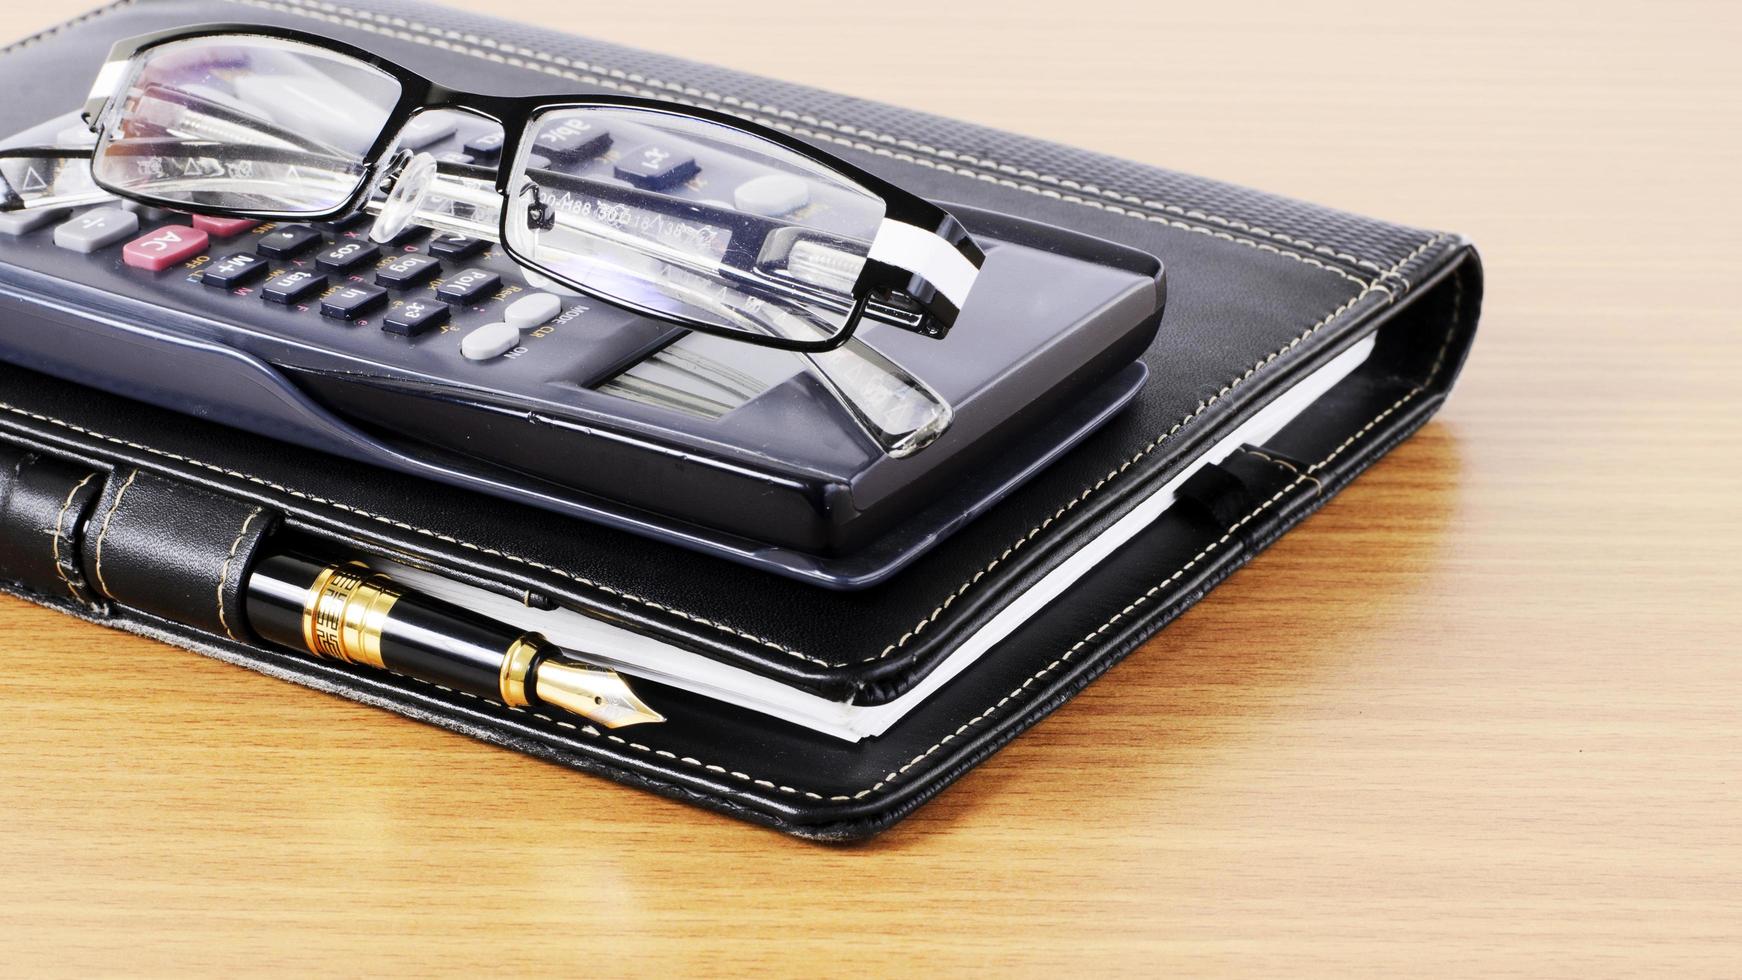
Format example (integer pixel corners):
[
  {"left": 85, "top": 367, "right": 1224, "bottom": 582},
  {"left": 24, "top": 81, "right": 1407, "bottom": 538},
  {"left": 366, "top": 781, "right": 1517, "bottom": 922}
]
[{"left": 1, "top": 0, "right": 1735, "bottom": 973}]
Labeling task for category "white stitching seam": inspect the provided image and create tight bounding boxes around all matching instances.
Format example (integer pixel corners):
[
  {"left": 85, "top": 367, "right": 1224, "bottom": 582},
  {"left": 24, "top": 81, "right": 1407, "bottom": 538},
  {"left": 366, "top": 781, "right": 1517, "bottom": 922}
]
[
  {"left": 0, "top": 0, "right": 133, "bottom": 58},
  {"left": 49, "top": 471, "right": 96, "bottom": 604},
  {"left": 248, "top": 0, "right": 1397, "bottom": 276},
  {"left": 91, "top": 469, "right": 138, "bottom": 600},
  {"left": 217, "top": 507, "right": 265, "bottom": 643},
  {"left": 227, "top": 0, "right": 1380, "bottom": 291}
]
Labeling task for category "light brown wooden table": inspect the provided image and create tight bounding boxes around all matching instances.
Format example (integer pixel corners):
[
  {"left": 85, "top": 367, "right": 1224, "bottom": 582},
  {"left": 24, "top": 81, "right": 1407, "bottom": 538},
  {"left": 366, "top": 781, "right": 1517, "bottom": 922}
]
[{"left": 1, "top": 0, "right": 1737, "bottom": 974}]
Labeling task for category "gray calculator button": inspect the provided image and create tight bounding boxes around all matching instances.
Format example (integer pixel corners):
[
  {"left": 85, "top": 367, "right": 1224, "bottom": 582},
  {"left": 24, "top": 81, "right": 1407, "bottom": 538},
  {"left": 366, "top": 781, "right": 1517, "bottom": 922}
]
[
  {"left": 504, "top": 291, "right": 562, "bottom": 330},
  {"left": 460, "top": 321, "right": 519, "bottom": 360},
  {"left": 733, "top": 174, "right": 809, "bottom": 216},
  {"left": 52, "top": 207, "right": 138, "bottom": 253},
  {"left": 0, "top": 208, "right": 61, "bottom": 236}
]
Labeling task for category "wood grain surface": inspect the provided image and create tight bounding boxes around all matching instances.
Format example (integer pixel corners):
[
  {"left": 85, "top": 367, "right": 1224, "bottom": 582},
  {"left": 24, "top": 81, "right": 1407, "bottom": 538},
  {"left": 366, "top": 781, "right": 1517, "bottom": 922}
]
[{"left": 1, "top": 0, "right": 1737, "bottom": 974}]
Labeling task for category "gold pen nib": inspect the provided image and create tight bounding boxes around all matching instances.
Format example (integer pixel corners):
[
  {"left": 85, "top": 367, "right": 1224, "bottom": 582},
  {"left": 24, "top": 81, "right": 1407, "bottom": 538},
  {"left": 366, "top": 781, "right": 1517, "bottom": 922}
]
[{"left": 532, "top": 658, "right": 666, "bottom": 729}]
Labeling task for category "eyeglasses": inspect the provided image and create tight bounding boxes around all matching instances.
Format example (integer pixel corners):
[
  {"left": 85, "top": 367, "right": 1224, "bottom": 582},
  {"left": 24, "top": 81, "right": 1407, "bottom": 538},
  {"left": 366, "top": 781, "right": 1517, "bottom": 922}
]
[{"left": 0, "top": 24, "right": 995, "bottom": 455}]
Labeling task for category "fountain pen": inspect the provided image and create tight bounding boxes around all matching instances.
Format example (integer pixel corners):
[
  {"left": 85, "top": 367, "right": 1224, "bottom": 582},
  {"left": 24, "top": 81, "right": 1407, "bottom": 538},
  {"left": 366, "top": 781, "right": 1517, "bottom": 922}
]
[{"left": 245, "top": 554, "right": 663, "bottom": 729}]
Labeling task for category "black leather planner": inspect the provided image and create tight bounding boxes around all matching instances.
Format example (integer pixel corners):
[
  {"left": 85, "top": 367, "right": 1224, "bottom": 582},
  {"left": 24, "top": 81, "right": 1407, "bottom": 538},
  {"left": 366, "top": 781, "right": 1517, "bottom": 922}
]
[{"left": 0, "top": 0, "right": 1481, "bottom": 839}]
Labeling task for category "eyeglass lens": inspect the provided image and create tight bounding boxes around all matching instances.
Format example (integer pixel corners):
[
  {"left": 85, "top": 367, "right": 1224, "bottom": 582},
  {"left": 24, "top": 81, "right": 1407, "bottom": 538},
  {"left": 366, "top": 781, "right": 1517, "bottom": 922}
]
[
  {"left": 505, "top": 106, "right": 887, "bottom": 347},
  {"left": 91, "top": 35, "right": 402, "bottom": 215}
]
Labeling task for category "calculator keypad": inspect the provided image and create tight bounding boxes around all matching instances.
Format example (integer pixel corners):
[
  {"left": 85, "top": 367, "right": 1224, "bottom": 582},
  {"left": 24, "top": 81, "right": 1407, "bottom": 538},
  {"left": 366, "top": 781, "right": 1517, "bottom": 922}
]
[{"left": 3, "top": 105, "right": 851, "bottom": 371}]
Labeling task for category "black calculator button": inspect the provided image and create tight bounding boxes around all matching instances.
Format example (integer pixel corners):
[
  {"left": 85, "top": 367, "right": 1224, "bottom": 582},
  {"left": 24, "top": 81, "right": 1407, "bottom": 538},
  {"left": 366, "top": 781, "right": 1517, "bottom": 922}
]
[
  {"left": 436, "top": 151, "right": 475, "bottom": 165},
  {"left": 201, "top": 252, "right": 270, "bottom": 289},
  {"left": 375, "top": 253, "right": 441, "bottom": 288},
  {"left": 321, "top": 284, "right": 388, "bottom": 320},
  {"left": 261, "top": 270, "right": 326, "bottom": 305},
  {"left": 461, "top": 131, "right": 505, "bottom": 161},
  {"left": 533, "top": 119, "right": 611, "bottom": 165},
  {"left": 614, "top": 142, "right": 700, "bottom": 191},
  {"left": 316, "top": 212, "right": 371, "bottom": 233},
  {"left": 428, "top": 233, "right": 486, "bottom": 260},
  {"left": 435, "top": 267, "right": 502, "bottom": 305},
  {"left": 315, "top": 240, "right": 377, "bottom": 274},
  {"left": 381, "top": 298, "right": 450, "bottom": 336},
  {"left": 376, "top": 224, "right": 429, "bottom": 247},
  {"left": 256, "top": 224, "right": 323, "bottom": 258}
]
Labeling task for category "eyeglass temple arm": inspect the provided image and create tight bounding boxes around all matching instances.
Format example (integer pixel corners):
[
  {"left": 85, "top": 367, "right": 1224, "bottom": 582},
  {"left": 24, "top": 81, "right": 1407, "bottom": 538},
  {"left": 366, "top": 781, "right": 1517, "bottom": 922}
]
[
  {"left": 856, "top": 211, "right": 985, "bottom": 337},
  {"left": 0, "top": 146, "right": 112, "bottom": 213},
  {"left": 411, "top": 163, "right": 952, "bottom": 455},
  {"left": 430, "top": 160, "right": 984, "bottom": 336}
]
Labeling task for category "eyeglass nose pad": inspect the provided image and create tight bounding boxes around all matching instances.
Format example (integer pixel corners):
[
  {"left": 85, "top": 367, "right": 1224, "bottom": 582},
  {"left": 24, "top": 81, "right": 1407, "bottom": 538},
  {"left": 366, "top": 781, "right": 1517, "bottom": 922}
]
[{"left": 369, "top": 149, "right": 439, "bottom": 244}]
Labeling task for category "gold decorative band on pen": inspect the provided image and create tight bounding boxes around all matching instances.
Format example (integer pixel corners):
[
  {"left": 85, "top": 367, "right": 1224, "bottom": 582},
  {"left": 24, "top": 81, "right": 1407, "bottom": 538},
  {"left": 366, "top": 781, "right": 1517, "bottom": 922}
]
[
  {"left": 499, "top": 635, "right": 542, "bottom": 709},
  {"left": 301, "top": 561, "right": 400, "bottom": 669}
]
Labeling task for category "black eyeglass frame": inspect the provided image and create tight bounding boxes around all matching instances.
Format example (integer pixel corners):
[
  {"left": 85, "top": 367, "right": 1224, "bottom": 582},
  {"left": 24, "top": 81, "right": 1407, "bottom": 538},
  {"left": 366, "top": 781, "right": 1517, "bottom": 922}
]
[{"left": 77, "top": 22, "right": 986, "bottom": 353}]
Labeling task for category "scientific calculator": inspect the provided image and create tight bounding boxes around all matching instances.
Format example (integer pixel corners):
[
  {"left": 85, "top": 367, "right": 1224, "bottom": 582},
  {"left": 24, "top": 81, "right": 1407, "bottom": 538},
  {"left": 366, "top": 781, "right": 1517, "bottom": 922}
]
[{"left": 0, "top": 110, "right": 1164, "bottom": 588}]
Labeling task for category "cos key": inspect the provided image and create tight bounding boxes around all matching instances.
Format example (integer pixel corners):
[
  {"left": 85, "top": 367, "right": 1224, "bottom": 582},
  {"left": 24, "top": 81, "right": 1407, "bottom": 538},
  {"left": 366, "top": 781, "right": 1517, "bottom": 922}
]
[{"left": 316, "top": 240, "right": 377, "bottom": 274}]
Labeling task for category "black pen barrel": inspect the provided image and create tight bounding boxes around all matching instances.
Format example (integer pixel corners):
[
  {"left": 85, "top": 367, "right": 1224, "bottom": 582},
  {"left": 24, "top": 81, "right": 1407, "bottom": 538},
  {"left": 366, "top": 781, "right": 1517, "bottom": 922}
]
[
  {"left": 371, "top": 596, "right": 511, "bottom": 700},
  {"left": 245, "top": 554, "right": 514, "bottom": 702}
]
